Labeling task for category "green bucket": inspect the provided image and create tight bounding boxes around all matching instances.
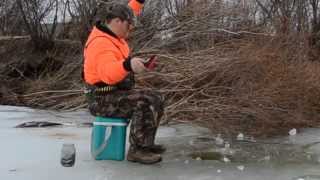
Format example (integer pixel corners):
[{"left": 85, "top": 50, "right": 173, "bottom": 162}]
[{"left": 91, "top": 116, "right": 128, "bottom": 161}]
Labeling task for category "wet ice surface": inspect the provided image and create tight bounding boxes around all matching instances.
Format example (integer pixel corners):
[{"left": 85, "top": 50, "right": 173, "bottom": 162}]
[{"left": 1, "top": 105, "right": 320, "bottom": 180}]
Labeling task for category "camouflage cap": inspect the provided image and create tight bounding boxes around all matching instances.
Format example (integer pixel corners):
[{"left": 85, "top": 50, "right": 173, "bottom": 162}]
[{"left": 95, "top": 2, "right": 135, "bottom": 25}]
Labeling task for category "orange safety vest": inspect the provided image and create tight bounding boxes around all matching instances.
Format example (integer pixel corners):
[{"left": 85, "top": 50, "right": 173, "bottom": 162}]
[{"left": 83, "top": 0, "right": 143, "bottom": 85}]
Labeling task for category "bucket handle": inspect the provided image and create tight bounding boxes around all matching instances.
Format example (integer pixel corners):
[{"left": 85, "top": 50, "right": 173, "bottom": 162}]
[{"left": 91, "top": 126, "right": 112, "bottom": 158}]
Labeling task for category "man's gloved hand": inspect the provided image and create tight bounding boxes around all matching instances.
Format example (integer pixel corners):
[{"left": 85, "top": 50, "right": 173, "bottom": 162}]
[
  {"left": 130, "top": 57, "right": 147, "bottom": 73},
  {"left": 143, "top": 55, "right": 157, "bottom": 70}
]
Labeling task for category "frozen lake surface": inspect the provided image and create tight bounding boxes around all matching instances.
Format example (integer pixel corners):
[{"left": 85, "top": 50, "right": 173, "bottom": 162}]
[{"left": 1, "top": 105, "right": 320, "bottom": 180}]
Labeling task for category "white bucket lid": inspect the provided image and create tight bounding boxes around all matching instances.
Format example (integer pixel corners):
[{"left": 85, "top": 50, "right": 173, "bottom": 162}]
[{"left": 93, "top": 121, "right": 128, "bottom": 127}]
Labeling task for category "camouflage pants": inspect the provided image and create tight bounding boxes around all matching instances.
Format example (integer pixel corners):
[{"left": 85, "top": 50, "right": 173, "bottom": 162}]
[{"left": 87, "top": 89, "right": 164, "bottom": 150}]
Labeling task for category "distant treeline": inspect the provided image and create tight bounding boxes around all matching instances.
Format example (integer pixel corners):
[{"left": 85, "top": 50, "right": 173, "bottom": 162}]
[{"left": 1, "top": 0, "right": 320, "bottom": 50}]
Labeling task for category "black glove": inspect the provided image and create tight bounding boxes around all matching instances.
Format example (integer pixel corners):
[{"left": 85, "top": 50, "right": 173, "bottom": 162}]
[{"left": 116, "top": 73, "right": 135, "bottom": 90}]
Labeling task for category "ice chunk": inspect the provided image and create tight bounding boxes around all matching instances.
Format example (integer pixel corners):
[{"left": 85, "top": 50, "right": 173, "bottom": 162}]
[
  {"left": 222, "top": 156, "right": 230, "bottom": 163},
  {"left": 237, "top": 165, "right": 245, "bottom": 171},
  {"left": 250, "top": 136, "right": 256, "bottom": 142},
  {"left": 215, "top": 134, "right": 224, "bottom": 145},
  {"left": 237, "top": 133, "right": 244, "bottom": 141},
  {"left": 189, "top": 140, "right": 195, "bottom": 146},
  {"left": 289, "top": 128, "right": 297, "bottom": 136},
  {"left": 196, "top": 157, "right": 202, "bottom": 161},
  {"left": 307, "top": 154, "right": 312, "bottom": 160},
  {"left": 217, "top": 169, "right": 222, "bottom": 173},
  {"left": 263, "top": 156, "right": 271, "bottom": 161},
  {"left": 224, "top": 142, "right": 230, "bottom": 149}
]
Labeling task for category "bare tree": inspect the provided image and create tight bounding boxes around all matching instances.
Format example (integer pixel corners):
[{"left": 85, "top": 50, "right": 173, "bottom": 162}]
[
  {"left": 65, "top": 0, "right": 98, "bottom": 44},
  {"left": 0, "top": 0, "right": 26, "bottom": 35},
  {"left": 16, "top": 0, "right": 60, "bottom": 50},
  {"left": 310, "top": 0, "right": 320, "bottom": 32}
]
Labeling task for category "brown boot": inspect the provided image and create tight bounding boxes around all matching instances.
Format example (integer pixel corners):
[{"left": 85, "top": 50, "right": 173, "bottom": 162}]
[
  {"left": 147, "top": 144, "right": 166, "bottom": 154},
  {"left": 127, "top": 146, "right": 162, "bottom": 164}
]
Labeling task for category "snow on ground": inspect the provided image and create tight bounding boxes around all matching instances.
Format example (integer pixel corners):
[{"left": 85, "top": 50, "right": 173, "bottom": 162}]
[{"left": 1, "top": 105, "right": 320, "bottom": 180}]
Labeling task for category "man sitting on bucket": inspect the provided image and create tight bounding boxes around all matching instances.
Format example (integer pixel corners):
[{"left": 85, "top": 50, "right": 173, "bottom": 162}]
[{"left": 83, "top": 0, "right": 165, "bottom": 164}]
